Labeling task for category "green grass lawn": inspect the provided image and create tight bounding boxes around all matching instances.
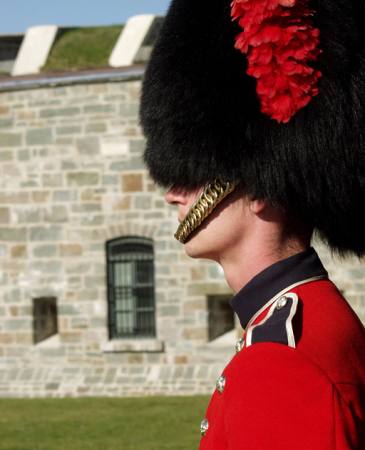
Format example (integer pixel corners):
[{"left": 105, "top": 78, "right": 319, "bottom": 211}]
[
  {"left": 0, "top": 396, "right": 210, "bottom": 450},
  {"left": 42, "top": 25, "right": 123, "bottom": 73}
]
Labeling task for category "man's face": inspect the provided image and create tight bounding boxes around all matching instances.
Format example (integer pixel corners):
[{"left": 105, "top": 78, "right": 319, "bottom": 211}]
[
  {"left": 164, "top": 185, "right": 204, "bottom": 225},
  {"left": 164, "top": 185, "right": 253, "bottom": 262}
]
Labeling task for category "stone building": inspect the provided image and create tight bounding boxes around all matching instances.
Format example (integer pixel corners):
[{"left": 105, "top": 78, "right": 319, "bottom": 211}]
[{"left": 0, "top": 22, "right": 365, "bottom": 398}]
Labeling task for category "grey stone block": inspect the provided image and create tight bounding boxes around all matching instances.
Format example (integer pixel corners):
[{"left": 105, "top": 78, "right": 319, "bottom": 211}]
[
  {"left": 71, "top": 317, "right": 89, "bottom": 329},
  {"left": 123, "top": 157, "right": 145, "bottom": 170},
  {"left": 19, "top": 369, "right": 35, "bottom": 381},
  {"left": 0, "top": 227, "right": 27, "bottom": 242},
  {"left": 63, "top": 367, "right": 80, "bottom": 375},
  {"left": 85, "top": 123, "right": 107, "bottom": 133},
  {"left": 35, "top": 260, "right": 63, "bottom": 273},
  {"left": 72, "top": 203, "right": 102, "bottom": 213},
  {"left": 103, "top": 94, "right": 127, "bottom": 102},
  {"left": 3, "top": 289, "right": 21, "bottom": 303},
  {"left": 0, "top": 208, "right": 10, "bottom": 224},
  {"left": 0, "top": 118, "right": 14, "bottom": 128},
  {"left": 83, "top": 104, "right": 115, "bottom": 114},
  {"left": 55, "top": 137, "right": 73, "bottom": 145},
  {"left": 108, "top": 161, "right": 126, "bottom": 171},
  {"left": 28, "top": 99, "right": 62, "bottom": 107},
  {"left": 157, "top": 265, "right": 171, "bottom": 275},
  {"left": 26, "top": 128, "right": 53, "bottom": 145},
  {"left": 43, "top": 205, "right": 68, "bottom": 223},
  {"left": 184, "top": 366, "right": 195, "bottom": 379},
  {"left": 45, "top": 383, "right": 60, "bottom": 390},
  {"left": 0, "top": 244, "right": 7, "bottom": 257},
  {"left": 90, "top": 318, "right": 106, "bottom": 328},
  {"left": 134, "top": 196, "right": 152, "bottom": 209},
  {"left": 159, "top": 305, "right": 180, "bottom": 317},
  {"left": 17, "top": 149, "right": 30, "bottom": 161},
  {"left": 119, "top": 104, "right": 139, "bottom": 116},
  {"left": 84, "top": 376, "right": 102, "bottom": 384},
  {"left": 58, "top": 304, "right": 80, "bottom": 315},
  {"left": 84, "top": 275, "right": 105, "bottom": 288},
  {"left": 102, "top": 174, "right": 118, "bottom": 185},
  {"left": 129, "top": 139, "right": 146, "bottom": 154},
  {"left": 173, "top": 366, "right": 184, "bottom": 378},
  {"left": 76, "top": 137, "right": 100, "bottom": 157},
  {"left": 40, "top": 107, "right": 80, "bottom": 118},
  {"left": 53, "top": 87, "right": 68, "bottom": 96},
  {"left": 154, "top": 200, "right": 165, "bottom": 209},
  {"left": 146, "top": 212, "right": 164, "bottom": 220},
  {"left": 56, "top": 125, "right": 82, "bottom": 135},
  {"left": 146, "top": 354, "right": 162, "bottom": 364},
  {"left": 67, "top": 172, "right": 99, "bottom": 187},
  {"left": 52, "top": 190, "right": 75, "bottom": 202},
  {"left": 78, "top": 290, "right": 99, "bottom": 301},
  {"left": 0, "top": 132, "right": 22, "bottom": 147},
  {"left": 4, "top": 319, "right": 30, "bottom": 331},
  {"left": 15, "top": 208, "right": 42, "bottom": 223},
  {"left": 42, "top": 174, "right": 63, "bottom": 188},
  {"left": 29, "top": 225, "right": 63, "bottom": 241},
  {"left": 8, "top": 369, "right": 19, "bottom": 381},
  {"left": 0, "top": 150, "right": 13, "bottom": 161},
  {"left": 61, "top": 161, "right": 77, "bottom": 170},
  {"left": 160, "top": 366, "right": 172, "bottom": 380},
  {"left": 33, "top": 244, "right": 57, "bottom": 258}
]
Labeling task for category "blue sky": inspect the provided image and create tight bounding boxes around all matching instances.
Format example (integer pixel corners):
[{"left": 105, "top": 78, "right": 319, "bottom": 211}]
[{"left": 1, "top": 0, "right": 171, "bottom": 34}]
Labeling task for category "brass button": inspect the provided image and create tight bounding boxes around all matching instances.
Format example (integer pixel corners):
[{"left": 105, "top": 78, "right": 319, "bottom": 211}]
[
  {"left": 216, "top": 375, "right": 226, "bottom": 394},
  {"left": 276, "top": 296, "right": 288, "bottom": 310},
  {"left": 235, "top": 337, "right": 245, "bottom": 353},
  {"left": 200, "top": 418, "right": 209, "bottom": 436}
]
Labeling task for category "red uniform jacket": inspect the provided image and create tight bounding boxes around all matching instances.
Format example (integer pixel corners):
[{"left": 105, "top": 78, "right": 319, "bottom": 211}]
[{"left": 199, "top": 248, "right": 365, "bottom": 449}]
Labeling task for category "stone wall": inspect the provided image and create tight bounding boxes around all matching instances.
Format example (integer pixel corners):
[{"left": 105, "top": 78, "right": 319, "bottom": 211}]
[
  {"left": 0, "top": 73, "right": 364, "bottom": 397},
  {"left": 0, "top": 75, "right": 235, "bottom": 397}
]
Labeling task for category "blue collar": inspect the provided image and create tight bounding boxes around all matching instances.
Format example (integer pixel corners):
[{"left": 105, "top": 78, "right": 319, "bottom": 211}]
[{"left": 230, "top": 247, "right": 328, "bottom": 329}]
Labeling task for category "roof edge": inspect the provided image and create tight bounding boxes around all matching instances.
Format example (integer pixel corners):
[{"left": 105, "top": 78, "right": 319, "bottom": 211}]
[{"left": 0, "top": 65, "right": 145, "bottom": 92}]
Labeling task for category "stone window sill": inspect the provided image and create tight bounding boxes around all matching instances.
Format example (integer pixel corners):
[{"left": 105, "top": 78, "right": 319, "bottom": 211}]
[
  {"left": 35, "top": 334, "right": 60, "bottom": 347},
  {"left": 207, "top": 329, "right": 237, "bottom": 347},
  {"left": 101, "top": 338, "right": 165, "bottom": 353}
]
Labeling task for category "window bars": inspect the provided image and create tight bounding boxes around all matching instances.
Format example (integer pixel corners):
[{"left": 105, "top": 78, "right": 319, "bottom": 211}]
[
  {"left": 106, "top": 236, "right": 156, "bottom": 339},
  {"left": 33, "top": 297, "right": 58, "bottom": 344}
]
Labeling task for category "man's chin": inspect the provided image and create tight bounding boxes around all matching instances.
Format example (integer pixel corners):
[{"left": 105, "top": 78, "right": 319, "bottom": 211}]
[
  {"left": 183, "top": 229, "right": 214, "bottom": 260},
  {"left": 183, "top": 228, "right": 202, "bottom": 258},
  {"left": 184, "top": 242, "right": 201, "bottom": 259},
  {"left": 180, "top": 215, "right": 217, "bottom": 259}
]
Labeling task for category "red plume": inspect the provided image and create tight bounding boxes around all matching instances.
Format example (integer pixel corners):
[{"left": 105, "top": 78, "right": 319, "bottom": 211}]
[{"left": 231, "top": 0, "right": 322, "bottom": 123}]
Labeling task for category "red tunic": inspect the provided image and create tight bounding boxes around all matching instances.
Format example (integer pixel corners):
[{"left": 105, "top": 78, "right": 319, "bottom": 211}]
[{"left": 199, "top": 249, "right": 365, "bottom": 449}]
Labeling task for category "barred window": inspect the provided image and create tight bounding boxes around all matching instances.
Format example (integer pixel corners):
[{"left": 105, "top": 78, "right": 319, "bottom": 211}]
[
  {"left": 33, "top": 297, "right": 58, "bottom": 344},
  {"left": 207, "top": 295, "right": 235, "bottom": 342},
  {"left": 106, "top": 236, "right": 156, "bottom": 339}
]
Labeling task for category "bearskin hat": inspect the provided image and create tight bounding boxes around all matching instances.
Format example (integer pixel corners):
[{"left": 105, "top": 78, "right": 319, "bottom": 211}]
[{"left": 140, "top": 0, "right": 365, "bottom": 256}]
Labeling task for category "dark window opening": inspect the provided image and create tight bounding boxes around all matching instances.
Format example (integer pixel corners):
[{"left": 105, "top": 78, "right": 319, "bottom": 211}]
[
  {"left": 33, "top": 297, "right": 58, "bottom": 344},
  {"left": 0, "top": 36, "right": 23, "bottom": 62},
  {"left": 207, "top": 295, "right": 235, "bottom": 342},
  {"left": 106, "top": 236, "right": 156, "bottom": 339}
]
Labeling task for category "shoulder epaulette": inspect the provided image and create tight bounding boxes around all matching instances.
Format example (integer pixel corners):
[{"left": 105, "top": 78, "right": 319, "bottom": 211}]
[{"left": 246, "top": 293, "right": 299, "bottom": 348}]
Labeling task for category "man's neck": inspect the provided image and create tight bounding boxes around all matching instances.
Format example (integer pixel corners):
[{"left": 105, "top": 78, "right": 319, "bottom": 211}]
[{"left": 219, "top": 237, "right": 310, "bottom": 294}]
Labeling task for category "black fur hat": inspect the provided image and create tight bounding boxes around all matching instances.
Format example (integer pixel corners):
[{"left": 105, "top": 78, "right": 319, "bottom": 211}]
[{"left": 140, "top": 0, "right": 365, "bottom": 256}]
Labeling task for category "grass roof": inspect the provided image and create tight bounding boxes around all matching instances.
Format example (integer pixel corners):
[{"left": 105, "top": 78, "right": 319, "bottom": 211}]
[{"left": 42, "top": 25, "right": 123, "bottom": 72}]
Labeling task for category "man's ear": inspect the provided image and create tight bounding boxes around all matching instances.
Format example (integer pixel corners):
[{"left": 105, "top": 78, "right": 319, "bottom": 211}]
[{"left": 249, "top": 198, "right": 267, "bottom": 215}]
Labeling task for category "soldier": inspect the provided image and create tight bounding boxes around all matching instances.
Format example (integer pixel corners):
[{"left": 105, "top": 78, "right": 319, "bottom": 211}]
[{"left": 140, "top": 0, "right": 365, "bottom": 448}]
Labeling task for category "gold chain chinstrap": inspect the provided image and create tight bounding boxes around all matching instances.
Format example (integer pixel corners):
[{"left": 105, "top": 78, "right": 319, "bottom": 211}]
[{"left": 174, "top": 180, "right": 236, "bottom": 243}]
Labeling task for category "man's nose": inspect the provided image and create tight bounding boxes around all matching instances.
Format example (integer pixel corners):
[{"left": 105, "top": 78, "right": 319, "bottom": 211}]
[{"left": 164, "top": 187, "right": 188, "bottom": 205}]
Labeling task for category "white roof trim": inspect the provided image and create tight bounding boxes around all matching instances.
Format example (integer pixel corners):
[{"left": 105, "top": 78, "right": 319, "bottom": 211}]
[
  {"left": 12, "top": 25, "right": 58, "bottom": 76},
  {"left": 109, "top": 15, "right": 157, "bottom": 68}
]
